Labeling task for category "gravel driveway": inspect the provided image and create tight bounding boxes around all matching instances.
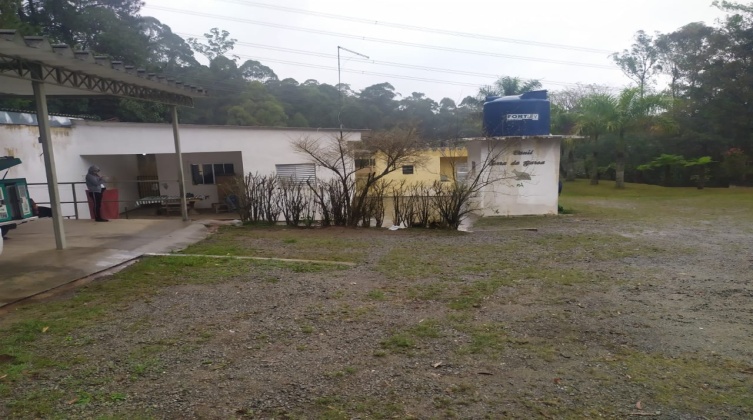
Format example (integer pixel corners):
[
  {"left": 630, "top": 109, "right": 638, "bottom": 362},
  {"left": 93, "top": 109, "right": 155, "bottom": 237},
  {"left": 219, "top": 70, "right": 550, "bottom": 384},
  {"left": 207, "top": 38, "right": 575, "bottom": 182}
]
[{"left": 2, "top": 194, "right": 753, "bottom": 419}]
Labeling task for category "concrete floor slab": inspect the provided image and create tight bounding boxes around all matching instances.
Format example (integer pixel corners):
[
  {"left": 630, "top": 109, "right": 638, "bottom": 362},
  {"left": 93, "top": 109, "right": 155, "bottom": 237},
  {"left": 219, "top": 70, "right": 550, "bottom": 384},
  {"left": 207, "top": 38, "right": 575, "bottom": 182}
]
[{"left": 0, "top": 218, "right": 208, "bottom": 307}]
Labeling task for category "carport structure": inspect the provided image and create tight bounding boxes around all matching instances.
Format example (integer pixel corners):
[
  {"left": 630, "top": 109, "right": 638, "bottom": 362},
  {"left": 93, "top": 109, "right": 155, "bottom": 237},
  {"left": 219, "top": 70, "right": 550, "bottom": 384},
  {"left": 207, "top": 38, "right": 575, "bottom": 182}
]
[{"left": 0, "top": 29, "right": 205, "bottom": 249}]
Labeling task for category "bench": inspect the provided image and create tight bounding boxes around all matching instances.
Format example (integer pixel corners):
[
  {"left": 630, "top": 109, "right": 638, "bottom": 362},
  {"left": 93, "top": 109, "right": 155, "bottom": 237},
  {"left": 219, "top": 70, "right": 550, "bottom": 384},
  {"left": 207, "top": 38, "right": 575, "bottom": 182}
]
[
  {"left": 159, "top": 199, "right": 197, "bottom": 215},
  {"left": 161, "top": 199, "right": 183, "bottom": 215},
  {"left": 212, "top": 202, "right": 228, "bottom": 213}
]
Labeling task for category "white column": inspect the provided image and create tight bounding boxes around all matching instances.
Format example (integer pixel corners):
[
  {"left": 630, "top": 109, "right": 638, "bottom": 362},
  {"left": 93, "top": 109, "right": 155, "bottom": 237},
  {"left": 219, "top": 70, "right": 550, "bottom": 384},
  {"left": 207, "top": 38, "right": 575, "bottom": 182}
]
[
  {"left": 32, "top": 75, "right": 66, "bottom": 249},
  {"left": 171, "top": 106, "right": 188, "bottom": 221}
]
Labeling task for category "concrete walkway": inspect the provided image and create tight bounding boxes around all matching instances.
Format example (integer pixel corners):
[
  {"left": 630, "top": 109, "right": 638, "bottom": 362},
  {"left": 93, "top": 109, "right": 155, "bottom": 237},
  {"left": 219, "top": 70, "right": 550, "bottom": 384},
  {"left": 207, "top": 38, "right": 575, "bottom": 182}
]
[{"left": 0, "top": 218, "right": 208, "bottom": 307}]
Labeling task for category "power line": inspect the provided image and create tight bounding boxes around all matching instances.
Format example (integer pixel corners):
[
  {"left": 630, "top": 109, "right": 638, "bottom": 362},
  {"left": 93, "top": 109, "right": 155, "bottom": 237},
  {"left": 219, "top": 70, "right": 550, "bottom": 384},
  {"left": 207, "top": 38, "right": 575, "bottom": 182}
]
[
  {"left": 174, "top": 51, "right": 615, "bottom": 98},
  {"left": 143, "top": 5, "right": 618, "bottom": 70},
  {"left": 175, "top": 32, "right": 605, "bottom": 88},
  {"left": 170, "top": 58, "right": 488, "bottom": 94},
  {"left": 151, "top": 0, "right": 614, "bottom": 54}
]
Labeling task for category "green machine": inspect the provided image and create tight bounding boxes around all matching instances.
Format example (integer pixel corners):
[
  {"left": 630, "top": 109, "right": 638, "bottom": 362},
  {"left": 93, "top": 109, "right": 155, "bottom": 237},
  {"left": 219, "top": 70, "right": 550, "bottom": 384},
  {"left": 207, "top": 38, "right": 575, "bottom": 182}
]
[{"left": 1, "top": 156, "right": 37, "bottom": 238}]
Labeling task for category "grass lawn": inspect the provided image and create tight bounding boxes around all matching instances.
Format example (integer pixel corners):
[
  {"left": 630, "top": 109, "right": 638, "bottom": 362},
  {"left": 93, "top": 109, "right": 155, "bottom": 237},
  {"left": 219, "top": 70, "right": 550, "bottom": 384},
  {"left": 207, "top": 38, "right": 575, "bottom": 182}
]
[{"left": 557, "top": 180, "right": 753, "bottom": 221}]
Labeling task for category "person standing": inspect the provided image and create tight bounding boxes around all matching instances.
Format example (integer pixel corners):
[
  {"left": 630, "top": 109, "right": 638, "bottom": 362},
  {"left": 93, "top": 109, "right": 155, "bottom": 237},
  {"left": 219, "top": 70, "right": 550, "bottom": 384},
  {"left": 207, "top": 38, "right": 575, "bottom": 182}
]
[{"left": 85, "top": 165, "right": 109, "bottom": 222}]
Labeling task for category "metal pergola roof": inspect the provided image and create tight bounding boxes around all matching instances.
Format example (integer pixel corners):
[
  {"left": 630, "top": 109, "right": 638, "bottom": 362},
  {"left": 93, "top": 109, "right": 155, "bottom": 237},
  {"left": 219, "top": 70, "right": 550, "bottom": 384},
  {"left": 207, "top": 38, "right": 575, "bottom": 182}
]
[
  {"left": 0, "top": 29, "right": 205, "bottom": 106},
  {"left": 0, "top": 29, "right": 202, "bottom": 249}
]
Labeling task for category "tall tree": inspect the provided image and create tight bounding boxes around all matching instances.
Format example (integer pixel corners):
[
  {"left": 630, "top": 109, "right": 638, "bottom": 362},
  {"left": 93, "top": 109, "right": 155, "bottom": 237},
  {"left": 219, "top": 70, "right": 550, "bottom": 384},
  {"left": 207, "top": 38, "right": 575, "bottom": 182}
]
[
  {"left": 611, "top": 30, "right": 661, "bottom": 98},
  {"left": 398, "top": 92, "right": 439, "bottom": 139},
  {"left": 19, "top": 0, "right": 149, "bottom": 63},
  {"left": 239, "top": 59, "right": 278, "bottom": 83},
  {"left": 550, "top": 84, "right": 612, "bottom": 181},
  {"left": 226, "top": 82, "right": 288, "bottom": 126},
  {"left": 358, "top": 83, "right": 399, "bottom": 129},
  {"left": 654, "top": 22, "right": 714, "bottom": 100},
  {"left": 141, "top": 16, "right": 198, "bottom": 72},
  {"left": 187, "top": 28, "right": 237, "bottom": 61},
  {"left": 0, "top": 0, "right": 23, "bottom": 29}
]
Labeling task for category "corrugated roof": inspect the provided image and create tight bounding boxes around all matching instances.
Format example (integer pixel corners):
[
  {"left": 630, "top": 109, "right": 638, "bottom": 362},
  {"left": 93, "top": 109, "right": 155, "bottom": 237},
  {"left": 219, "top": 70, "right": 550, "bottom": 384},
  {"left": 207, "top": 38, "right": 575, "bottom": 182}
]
[
  {"left": 0, "top": 110, "right": 74, "bottom": 127},
  {"left": 0, "top": 29, "right": 205, "bottom": 107}
]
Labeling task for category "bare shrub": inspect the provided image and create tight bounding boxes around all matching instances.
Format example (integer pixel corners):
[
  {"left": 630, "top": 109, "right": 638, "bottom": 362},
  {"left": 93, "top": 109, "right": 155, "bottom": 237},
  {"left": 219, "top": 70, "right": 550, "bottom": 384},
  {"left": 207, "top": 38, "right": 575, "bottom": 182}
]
[
  {"left": 308, "top": 178, "right": 350, "bottom": 227},
  {"left": 228, "top": 175, "right": 252, "bottom": 222},
  {"left": 293, "top": 127, "right": 427, "bottom": 227},
  {"left": 408, "top": 181, "right": 434, "bottom": 228},
  {"left": 279, "top": 177, "right": 315, "bottom": 227},
  {"left": 367, "top": 179, "right": 391, "bottom": 228},
  {"left": 390, "top": 179, "right": 408, "bottom": 227},
  {"left": 230, "top": 172, "right": 282, "bottom": 224},
  {"left": 431, "top": 180, "right": 475, "bottom": 229}
]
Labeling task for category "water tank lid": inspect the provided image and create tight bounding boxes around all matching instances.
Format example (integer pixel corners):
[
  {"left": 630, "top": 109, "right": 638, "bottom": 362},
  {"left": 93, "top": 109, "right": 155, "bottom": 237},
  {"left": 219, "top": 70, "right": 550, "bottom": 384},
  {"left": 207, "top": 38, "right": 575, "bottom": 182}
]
[
  {"left": 520, "top": 90, "right": 548, "bottom": 100},
  {"left": 485, "top": 90, "right": 548, "bottom": 104}
]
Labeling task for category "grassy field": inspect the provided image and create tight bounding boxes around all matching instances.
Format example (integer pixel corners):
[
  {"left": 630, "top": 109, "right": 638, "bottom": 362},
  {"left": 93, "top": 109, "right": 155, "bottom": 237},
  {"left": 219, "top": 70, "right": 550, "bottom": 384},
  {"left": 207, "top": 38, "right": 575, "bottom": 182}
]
[
  {"left": 556, "top": 181, "right": 753, "bottom": 221},
  {"left": 1, "top": 181, "right": 752, "bottom": 419}
]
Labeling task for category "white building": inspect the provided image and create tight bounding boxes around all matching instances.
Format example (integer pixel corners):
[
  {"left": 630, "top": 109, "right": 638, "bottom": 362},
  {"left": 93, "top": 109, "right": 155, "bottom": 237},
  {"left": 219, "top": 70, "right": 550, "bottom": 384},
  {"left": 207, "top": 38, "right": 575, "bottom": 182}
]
[
  {"left": 464, "top": 136, "right": 562, "bottom": 216},
  {"left": 0, "top": 114, "right": 363, "bottom": 218}
]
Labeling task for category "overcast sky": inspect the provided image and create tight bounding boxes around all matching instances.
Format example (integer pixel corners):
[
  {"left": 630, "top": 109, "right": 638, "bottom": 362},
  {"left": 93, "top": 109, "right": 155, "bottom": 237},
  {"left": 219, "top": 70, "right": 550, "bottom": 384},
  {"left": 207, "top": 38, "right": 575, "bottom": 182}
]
[{"left": 141, "top": 0, "right": 725, "bottom": 103}]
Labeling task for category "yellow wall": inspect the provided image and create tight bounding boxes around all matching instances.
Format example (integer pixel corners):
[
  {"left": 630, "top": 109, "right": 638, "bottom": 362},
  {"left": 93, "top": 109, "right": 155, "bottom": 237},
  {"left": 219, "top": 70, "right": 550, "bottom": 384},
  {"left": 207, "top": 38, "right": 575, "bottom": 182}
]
[{"left": 358, "top": 147, "right": 468, "bottom": 185}]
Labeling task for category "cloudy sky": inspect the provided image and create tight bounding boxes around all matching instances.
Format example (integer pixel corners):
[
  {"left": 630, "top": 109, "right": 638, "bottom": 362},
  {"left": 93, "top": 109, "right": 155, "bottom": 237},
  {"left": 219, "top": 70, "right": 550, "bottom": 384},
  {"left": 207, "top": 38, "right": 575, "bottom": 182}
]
[{"left": 141, "top": 0, "right": 725, "bottom": 102}]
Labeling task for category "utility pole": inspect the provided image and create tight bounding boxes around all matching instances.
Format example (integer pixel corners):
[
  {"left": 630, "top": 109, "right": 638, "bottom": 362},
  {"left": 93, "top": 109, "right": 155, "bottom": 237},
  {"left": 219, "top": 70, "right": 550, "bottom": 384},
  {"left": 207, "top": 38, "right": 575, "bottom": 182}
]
[{"left": 337, "top": 46, "right": 369, "bottom": 132}]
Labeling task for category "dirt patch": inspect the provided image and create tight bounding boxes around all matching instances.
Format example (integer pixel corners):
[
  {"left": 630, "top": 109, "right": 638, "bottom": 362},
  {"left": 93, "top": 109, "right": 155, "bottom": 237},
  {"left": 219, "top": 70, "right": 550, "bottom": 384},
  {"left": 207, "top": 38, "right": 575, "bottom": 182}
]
[{"left": 2, "top": 215, "right": 753, "bottom": 419}]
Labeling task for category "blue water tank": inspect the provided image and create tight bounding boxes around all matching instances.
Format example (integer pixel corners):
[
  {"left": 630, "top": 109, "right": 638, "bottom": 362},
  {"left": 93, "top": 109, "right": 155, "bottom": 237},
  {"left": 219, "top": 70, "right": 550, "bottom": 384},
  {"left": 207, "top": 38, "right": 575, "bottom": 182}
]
[{"left": 483, "top": 90, "right": 550, "bottom": 137}]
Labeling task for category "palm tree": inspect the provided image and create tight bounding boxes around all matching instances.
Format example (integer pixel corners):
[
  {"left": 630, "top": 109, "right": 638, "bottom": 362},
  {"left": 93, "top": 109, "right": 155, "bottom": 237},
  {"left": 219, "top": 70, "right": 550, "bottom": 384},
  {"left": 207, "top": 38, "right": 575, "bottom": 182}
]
[
  {"left": 551, "top": 104, "right": 579, "bottom": 181},
  {"left": 609, "top": 88, "right": 675, "bottom": 188},
  {"left": 478, "top": 76, "right": 542, "bottom": 99},
  {"left": 574, "top": 93, "right": 619, "bottom": 185}
]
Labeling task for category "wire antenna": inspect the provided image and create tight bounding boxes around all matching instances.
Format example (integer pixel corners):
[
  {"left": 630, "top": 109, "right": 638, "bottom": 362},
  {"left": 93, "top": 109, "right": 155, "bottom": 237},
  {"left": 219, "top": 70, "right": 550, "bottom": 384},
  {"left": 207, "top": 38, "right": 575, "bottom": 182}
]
[{"left": 337, "top": 46, "right": 369, "bottom": 131}]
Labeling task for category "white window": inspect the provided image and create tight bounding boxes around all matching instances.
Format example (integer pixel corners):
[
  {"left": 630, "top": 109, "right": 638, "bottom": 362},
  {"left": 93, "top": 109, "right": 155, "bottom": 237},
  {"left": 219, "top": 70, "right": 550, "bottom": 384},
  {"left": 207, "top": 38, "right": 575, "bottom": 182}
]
[
  {"left": 455, "top": 163, "right": 469, "bottom": 182},
  {"left": 275, "top": 163, "right": 316, "bottom": 185}
]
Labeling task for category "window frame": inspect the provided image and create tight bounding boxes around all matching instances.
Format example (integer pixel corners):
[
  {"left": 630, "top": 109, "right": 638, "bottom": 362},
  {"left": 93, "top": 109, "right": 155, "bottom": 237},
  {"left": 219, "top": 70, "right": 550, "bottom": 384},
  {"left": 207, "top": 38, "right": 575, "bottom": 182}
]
[
  {"left": 275, "top": 163, "right": 317, "bottom": 186},
  {"left": 190, "top": 163, "right": 235, "bottom": 185}
]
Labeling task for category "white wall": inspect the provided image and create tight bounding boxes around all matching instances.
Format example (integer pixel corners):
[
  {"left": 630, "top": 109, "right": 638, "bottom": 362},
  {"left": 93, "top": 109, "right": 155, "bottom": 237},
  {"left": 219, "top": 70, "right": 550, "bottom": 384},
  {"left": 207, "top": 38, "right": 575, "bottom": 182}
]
[
  {"left": 1, "top": 124, "right": 89, "bottom": 217},
  {"left": 1, "top": 121, "right": 362, "bottom": 217},
  {"left": 465, "top": 137, "right": 561, "bottom": 216},
  {"left": 70, "top": 121, "right": 358, "bottom": 179}
]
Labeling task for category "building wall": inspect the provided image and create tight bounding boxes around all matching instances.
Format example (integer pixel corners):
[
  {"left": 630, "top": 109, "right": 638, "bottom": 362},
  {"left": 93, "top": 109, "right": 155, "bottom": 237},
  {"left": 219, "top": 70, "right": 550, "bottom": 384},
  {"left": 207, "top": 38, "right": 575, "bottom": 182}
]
[
  {"left": 70, "top": 121, "right": 357, "bottom": 178},
  {"left": 362, "top": 148, "right": 468, "bottom": 185},
  {"left": 0, "top": 120, "right": 362, "bottom": 217},
  {"left": 354, "top": 148, "right": 468, "bottom": 226},
  {"left": 1, "top": 124, "right": 91, "bottom": 217},
  {"left": 465, "top": 137, "right": 561, "bottom": 216}
]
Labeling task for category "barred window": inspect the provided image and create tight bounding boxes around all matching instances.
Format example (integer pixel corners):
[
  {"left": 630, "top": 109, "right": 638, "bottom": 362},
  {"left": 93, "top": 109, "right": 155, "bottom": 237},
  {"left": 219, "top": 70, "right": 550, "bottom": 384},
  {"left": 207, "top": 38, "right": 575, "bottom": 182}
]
[{"left": 275, "top": 163, "right": 316, "bottom": 185}]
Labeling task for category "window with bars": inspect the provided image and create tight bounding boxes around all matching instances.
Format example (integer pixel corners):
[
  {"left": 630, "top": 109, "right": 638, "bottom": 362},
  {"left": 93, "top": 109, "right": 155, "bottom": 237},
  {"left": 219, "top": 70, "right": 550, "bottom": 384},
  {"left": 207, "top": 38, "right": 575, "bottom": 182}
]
[
  {"left": 191, "top": 163, "right": 235, "bottom": 185},
  {"left": 455, "top": 163, "right": 469, "bottom": 182},
  {"left": 402, "top": 165, "right": 414, "bottom": 175},
  {"left": 275, "top": 163, "right": 316, "bottom": 185}
]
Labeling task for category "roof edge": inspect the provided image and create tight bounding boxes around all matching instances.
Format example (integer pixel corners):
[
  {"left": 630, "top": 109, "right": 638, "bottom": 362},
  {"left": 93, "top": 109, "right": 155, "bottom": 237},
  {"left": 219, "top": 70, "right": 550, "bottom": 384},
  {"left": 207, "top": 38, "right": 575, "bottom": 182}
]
[{"left": 70, "top": 119, "right": 370, "bottom": 132}]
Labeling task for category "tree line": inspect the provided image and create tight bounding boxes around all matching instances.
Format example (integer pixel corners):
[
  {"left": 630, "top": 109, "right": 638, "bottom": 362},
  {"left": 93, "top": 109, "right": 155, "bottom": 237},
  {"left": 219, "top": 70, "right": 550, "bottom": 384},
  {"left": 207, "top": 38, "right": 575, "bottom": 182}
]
[{"left": 1, "top": 0, "right": 751, "bottom": 187}]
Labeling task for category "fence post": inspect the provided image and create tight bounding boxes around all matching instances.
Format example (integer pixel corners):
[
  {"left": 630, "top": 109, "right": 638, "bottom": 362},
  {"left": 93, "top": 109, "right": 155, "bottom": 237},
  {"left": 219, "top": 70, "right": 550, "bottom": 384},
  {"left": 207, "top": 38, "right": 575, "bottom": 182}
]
[{"left": 72, "top": 183, "right": 79, "bottom": 220}]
